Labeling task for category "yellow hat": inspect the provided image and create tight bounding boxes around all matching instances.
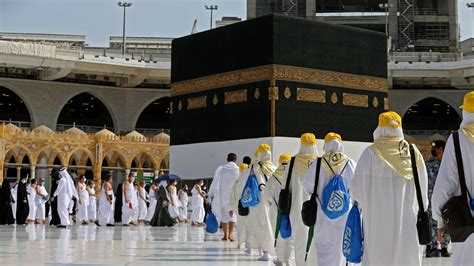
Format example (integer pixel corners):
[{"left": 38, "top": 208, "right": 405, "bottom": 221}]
[
  {"left": 278, "top": 153, "right": 291, "bottom": 164},
  {"left": 378, "top": 111, "right": 402, "bottom": 128},
  {"left": 300, "top": 133, "right": 317, "bottom": 145},
  {"left": 324, "top": 132, "right": 342, "bottom": 143},
  {"left": 460, "top": 91, "right": 474, "bottom": 113},
  {"left": 254, "top": 149, "right": 259, "bottom": 158},
  {"left": 257, "top": 144, "right": 271, "bottom": 153},
  {"left": 239, "top": 163, "right": 249, "bottom": 172}
]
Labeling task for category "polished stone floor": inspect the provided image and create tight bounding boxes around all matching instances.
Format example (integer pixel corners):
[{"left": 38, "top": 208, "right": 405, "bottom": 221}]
[{"left": 0, "top": 223, "right": 451, "bottom": 266}]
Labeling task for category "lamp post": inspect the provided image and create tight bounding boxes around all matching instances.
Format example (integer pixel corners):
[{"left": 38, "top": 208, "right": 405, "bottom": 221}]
[
  {"left": 118, "top": 2, "right": 133, "bottom": 56},
  {"left": 379, "top": 3, "right": 393, "bottom": 38},
  {"left": 205, "top": 5, "right": 218, "bottom": 29}
]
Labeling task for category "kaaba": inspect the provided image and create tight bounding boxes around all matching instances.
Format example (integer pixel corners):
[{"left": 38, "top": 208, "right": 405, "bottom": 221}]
[{"left": 170, "top": 14, "right": 387, "bottom": 179}]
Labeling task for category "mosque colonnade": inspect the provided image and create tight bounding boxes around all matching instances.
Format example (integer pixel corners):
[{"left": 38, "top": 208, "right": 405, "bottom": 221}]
[{"left": 0, "top": 77, "right": 170, "bottom": 134}]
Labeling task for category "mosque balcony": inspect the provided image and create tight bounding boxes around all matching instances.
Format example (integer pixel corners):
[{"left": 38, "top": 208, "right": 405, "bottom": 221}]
[{"left": 0, "top": 40, "right": 171, "bottom": 87}]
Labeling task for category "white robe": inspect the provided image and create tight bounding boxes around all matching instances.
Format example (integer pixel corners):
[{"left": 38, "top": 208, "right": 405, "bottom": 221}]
[
  {"left": 264, "top": 166, "right": 287, "bottom": 237},
  {"left": 146, "top": 186, "right": 157, "bottom": 222},
  {"left": 209, "top": 166, "right": 223, "bottom": 220},
  {"left": 191, "top": 186, "right": 205, "bottom": 223},
  {"left": 302, "top": 157, "right": 357, "bottom": 266},
  {"left": 228, "top": 168, "right": 260, "bottom": 249},
  {"left": 98, "top": 185, "right": 114, "bottom": 225},
  {"left": 35, "top": 186, "right": 48, "bottom": 220},
  {"left": 431, "top": 131, "right": 474, "bottom": 266},
  {"left": 137, "top": 187, "right": 148, "bottom": 220},
  {"left": 351, "top": 146, "right": 428, "bottom": 266},
  {"left": 88, "top": 188, "right": 97, "bottom": 221},
  {"left": 11, "top": 186, "right": 17, "bottom": 220},
  {"left": 122, "top": 181, "right": 136, "bottom": 224},
  {"left": 248, "top": 163, "right": 276, "bottom": 255},
  {"left": 77, "top": 184, "right": 89, "bottom": 222},
  {"left": 276, "top": 158, "right": 315, "bottom": 265},
  {"left": 54, "top": 173, "right": 76, "bottom": 226},
  {"left": 168, "top": 186, "right": 181, "bottom": 219},
  {"left": 26, "top": 184, "right": 37, "bottom": 221},
  {"left": 216, "top": 162, "right": 240, "bottom": 222},
  {"left": 179, "top": 191, "right": 189, "bottom": 221}
]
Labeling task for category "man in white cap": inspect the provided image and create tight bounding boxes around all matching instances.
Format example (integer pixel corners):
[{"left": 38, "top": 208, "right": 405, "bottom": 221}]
[
  {"left": 51, "top": 168, "right": 78, "bottom": 228},
  {"left": 275, "top": 133, "right": 319, "bottom": 266},
  {"left": 302, "top": 132, "right": 356, "bottom": 265},
  {"left": 432, "top": 91, "right": 474, "bottom": 266},
  {"left": 248, "top": 144, "right": 277, "bottom": 261},
  {"left": 351, "top": 111, "right": 428, "bottom": 265},
  {"left": 122, "top": 173, "right": 137, "bottom": 226}
]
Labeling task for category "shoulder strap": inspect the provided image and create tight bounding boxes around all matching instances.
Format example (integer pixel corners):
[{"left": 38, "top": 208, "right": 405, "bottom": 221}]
[
  {"left": 322, "top": 157, "right": 336, "bottom": 176},
  {"left": 284, "top": 157, "right": 296, "bottom": 190},
  {"left": 453, "top": 132, "right": 472, "bottom": 200},
  {"left": 340, "top": 161, "right": 350, "bottom": 176},
  {"left": 409, "top": 144, "right": 425, "bottom": 212},
  {"left": 312, "top": 158, "right": 322, "bottom": 199}
]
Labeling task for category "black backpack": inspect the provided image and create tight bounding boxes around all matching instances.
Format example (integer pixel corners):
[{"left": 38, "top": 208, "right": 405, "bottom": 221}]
[
  {"left": 441, "top": 131, "right": 474, "bottom": 242},
  {"left": 301, "top": 158, "right": 322, "bottom": 227},
  {"left": 278, "top": 157, "right": 295, "bottom": 215}
]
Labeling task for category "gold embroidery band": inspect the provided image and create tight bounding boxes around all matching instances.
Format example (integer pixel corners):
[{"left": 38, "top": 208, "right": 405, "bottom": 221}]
[
  {"left": 343, "top": 93, "right": 369, "bottom": 107},
  {"left": 297, "top": 88, "right": 326, "bottom": 103},
  {"left": 187, "top": 96, "right": 207, "bottom": 110},
  {"left": 171, "top": 64, "right": 388, "bottom": 96},
  {"left": 224, "top": 89, "right": 247, "bottom": 104}
]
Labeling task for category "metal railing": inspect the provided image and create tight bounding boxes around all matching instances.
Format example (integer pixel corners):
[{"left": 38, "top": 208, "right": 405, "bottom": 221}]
[
  {"left": 135, "top": 128, "right": 170, "bottom": 136},
  {"left": 56, "top": 124, "right": 113, "bottom": 133},
  {"left": 389, "top": 51, "right": 459, "bottom": 62}
]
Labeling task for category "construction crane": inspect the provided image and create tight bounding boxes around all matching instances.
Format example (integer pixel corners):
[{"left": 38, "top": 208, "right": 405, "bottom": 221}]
[{"left": 191, "top": 19, "right": 198, "bottom": 34}]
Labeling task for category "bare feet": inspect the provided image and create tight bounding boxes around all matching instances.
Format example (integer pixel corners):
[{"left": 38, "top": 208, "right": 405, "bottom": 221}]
[{"left": 229, "top": 238, "right": 235, "bottom": 242}]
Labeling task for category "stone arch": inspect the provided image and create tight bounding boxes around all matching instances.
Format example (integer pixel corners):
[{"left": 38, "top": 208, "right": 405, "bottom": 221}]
[
  {"left": 403, "top": 97, "right": 462, "bottom": 131},
  {"left": 134, "top": 96, "right": 170, "bottom": 132},
  {"left": 55, "top": 92, "right": 117, "bottom": 132},
  {"left": 5, "top": 144, "right": 33, "bottom": 166},
  {"left": 107, "top": 150, "right": 129, "bottom": 169},
  {"left": 48, "top": 149, "right": 67, "bottom": 166},
  {"left": 66, "top": 147, "right": 95, "bottom": 167},
  {"left": 0, "top": 84, "right": 34, "bottom": 127},
  {"left": 35, "top": 150, "right": 49, "bottom": 166},
  {"left": 130, "top": 151, "right": 158, "bottom": 170},
  {"left": 396, "top": 95, "right": 463, "bottom": 118}
]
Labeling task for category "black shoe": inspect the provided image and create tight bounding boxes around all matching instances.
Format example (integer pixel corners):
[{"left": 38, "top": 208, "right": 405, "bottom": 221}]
[
  {"left": 441, "top": 248, "right": 450, "bottom": 257},
  {"left": 56, "top": 225, "right": 67, "bottom": 228},
  {"left": 94, "top": 221, "right": 101, "bottom": 227},
  {"left": 106, "top": 224, "right": 115, "bottom": 227},
  {"left": 426, "top": 246, "right": 440, "bottom": 258},
  {"left": 122, "top": 224, "right": 129, "bottom": 227}
]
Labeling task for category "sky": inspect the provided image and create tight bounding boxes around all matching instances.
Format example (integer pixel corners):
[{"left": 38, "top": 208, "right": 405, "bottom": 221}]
[{"left": 0, "top": 0, "right": 472, "bottom": 47}]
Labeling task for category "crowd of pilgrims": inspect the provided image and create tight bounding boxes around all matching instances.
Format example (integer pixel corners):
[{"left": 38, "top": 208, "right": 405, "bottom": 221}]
[
  {"left": 0, "top": 91, "right": 473, "bottom": 266},
  {"left": 0, "top": 170, "right": 212, "bottom": 228}
]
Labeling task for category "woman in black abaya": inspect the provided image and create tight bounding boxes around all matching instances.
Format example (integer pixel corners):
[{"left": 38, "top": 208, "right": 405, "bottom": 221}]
[
  {"left": 114, "top": 183, "right": 123, "bottom": 223},
  {"left": 16, "top": 177, "right": 29, "bottom": 225},
  {"left": 0, "top": 179, "right": 15, "bottom": 225}
]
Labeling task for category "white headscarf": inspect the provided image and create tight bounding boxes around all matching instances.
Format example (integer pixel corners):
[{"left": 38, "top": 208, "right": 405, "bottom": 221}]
[
  {"left": 298, "top": 143, "right": 319, "bottom": 156},
  {"left": 460, "top": 110, "right": 474, "bottom": 128},
  {"left": 159, "top": 180, "right": 168, "bottom": 188},
  {"left": 373, "top": 126, "right": 404, "bottom": 140},
  {"left": 59, "top": 168, "right": 79, "bottom": 199},
  {"left": 323, "top": 140, "right": 344, "bottom": 153},
  {"left": 258, "top": 150, "right": 272, "bottom": 161}
]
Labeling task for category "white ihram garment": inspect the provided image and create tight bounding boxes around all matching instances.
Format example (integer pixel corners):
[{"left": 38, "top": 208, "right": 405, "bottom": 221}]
[
  {"left": 98, "top": 185, "right": 114, "bottom": 225},
  {"left": 146, "top": 187, "right": 157, "bottom": 222},
  {"left": 138, "top": 187, "right": 148, "bottom": 220},
  {"left": 26, "top": 184, "right": 37, "bottom": 221},
  {"left": 168, "top": 186, "right": 181, "bottom": 219},
  {"left": 191, "top": 186, "right": 205, "bottom": 223},
  {"left": 77, "top": 184, "right": 89, "bottom": 222},
  {"left": 302, "top": 156, "right": 356, "bottom": 266},
  {"left": 432, "top": 117, "right": 474, "bottom": 266},
  {"left": 351, "top": 145, "right": 428, "bottom": 266},
  {"left": 217, "top": 162, "right": 240, "bottom": 223},
  {"left": 35, "top": 186, "right": 48, "bottom": 220},
  {"left": 179, "top": 191, "right": 189, "bottom": 221},
  {"left": 55, "top": 169, "right": 78, "bottom": 226},
  {"left": 88, "top": 188, "right": 97, "bottom": 221},
  {"left": 209, "top": 166, "right": 222, "bottom": 221}
]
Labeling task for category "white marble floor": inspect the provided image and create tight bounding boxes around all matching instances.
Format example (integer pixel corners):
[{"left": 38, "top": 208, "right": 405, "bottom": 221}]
[{"left": 0, "top": 223, "right": 451, "bottom": 266}]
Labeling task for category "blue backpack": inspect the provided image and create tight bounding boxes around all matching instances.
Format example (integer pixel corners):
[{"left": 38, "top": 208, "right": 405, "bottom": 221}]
[
  {"left": 321, "top": 159, "right": 350, "bottom": 220},
  {"left": 240, "top": 166, "right": 260, "bottom": 208},
  {"left": 343, "top": 201, "right": 363, "bottom": 263},
  {"left": 280, "top": 213, "right": 292, "bottom": 239},
  {"left": 205, "top": 210, "right": 219, "bottom": 234}
]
